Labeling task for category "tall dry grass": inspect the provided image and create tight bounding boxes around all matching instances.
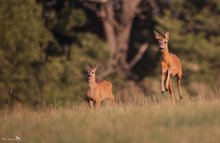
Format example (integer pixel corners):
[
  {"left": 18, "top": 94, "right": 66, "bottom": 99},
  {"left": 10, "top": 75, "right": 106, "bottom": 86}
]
[{"left": 1, "top": 92, "right": 220, "bottom": 143}]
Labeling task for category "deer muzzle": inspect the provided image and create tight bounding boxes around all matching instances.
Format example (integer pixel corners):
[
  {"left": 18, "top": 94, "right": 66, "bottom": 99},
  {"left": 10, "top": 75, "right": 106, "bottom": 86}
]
[
  {"left": 159, "top": 47, "right": 164, "bottom": 52},
  {"left": 88, "top": 75, "right": 92, "bottom": 80}
]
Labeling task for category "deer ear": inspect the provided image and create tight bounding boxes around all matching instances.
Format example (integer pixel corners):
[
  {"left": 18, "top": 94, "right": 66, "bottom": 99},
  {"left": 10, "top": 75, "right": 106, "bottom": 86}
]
[
  {"left": 153, "top": 30, "right": 163, "bottom": 40},
  {"left": 85, "top": 64, "right": 91, "bottom": 71},
  {"left": 165, "top": 32, "right": 170, "bottom": 39},
  {"left": 93, "top": 64, "right": 97, "bottom": 71}
]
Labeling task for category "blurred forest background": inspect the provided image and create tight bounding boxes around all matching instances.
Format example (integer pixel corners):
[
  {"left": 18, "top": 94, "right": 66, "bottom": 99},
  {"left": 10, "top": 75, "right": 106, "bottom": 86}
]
[{"left": 0, "top": 0, "right": 220, "bottom": 108}]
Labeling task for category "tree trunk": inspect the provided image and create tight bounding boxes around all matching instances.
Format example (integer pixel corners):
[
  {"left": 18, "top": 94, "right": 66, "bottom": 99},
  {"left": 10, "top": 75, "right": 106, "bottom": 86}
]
[{"left": 116, "top": 22, "right": 132, "bottom": 69}]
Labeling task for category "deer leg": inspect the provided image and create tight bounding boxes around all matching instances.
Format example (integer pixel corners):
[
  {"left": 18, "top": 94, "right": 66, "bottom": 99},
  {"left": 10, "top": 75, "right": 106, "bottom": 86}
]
[
  {"left": 168, "top": 80, "right": 175, "bottom": 104},
  {"left": 161, "top": 73, "right": 166, "bottom": 93},
  {"left": 96, "top": 100, "right": 101, "bottom": 109},
  {"left": 111, "top": 96, "right": 115, "bottom": 105},
  {"left": 177, "top": 76, "right": 183, "bottom": 100},
  {"left": 89, "top": 100, "right": 94, "bottom": 109},
  {"left": 107, "top": 94, "right": 115, "bottom": 106},
  {"left": 166, "top": 70, "right": 171, "bottom": 91}
]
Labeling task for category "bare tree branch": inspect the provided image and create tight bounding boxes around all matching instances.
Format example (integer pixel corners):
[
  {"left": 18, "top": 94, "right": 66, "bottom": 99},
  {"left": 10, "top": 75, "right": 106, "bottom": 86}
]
[
  {"left": 121, "top": 0, "right": 142, "bottom": 25},
  {"left": 127, "top": 42, "right": 149, "bottom": 70},
  {"left": 82, "top": 2, "right": 100, "bottom": 15},
  {"left": 83, "top": 1, "right": 120, "bottom": 29},
  {"left": 101, "top": 5, "right": 121, "bottom": 29},
  {"left": 97, "top": 65, "right": 116, "bottom": 79}
]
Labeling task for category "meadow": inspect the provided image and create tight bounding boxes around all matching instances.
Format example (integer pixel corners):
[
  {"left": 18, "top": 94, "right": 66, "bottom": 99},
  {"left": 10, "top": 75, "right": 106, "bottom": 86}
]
[
  {"left": 1, "top": 93, "right": 220, "bottom": 143},
  {"left": 0, "top": 1, "right": 220, "bottom": 143}
]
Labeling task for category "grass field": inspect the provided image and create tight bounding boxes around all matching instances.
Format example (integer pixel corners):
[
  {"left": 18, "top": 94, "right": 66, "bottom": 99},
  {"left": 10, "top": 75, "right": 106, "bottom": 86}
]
[{"left": 1, "top": 94, "right": 220, "bottom": 143}]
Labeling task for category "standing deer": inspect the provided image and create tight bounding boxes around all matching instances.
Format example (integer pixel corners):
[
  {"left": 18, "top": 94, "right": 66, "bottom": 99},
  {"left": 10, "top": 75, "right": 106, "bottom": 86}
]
[
  {"left": 153, "top": 31, "right": 183, "bottom": 104},
  {"left": 86, "top": 64, "right": 115, "bottom": 109}
]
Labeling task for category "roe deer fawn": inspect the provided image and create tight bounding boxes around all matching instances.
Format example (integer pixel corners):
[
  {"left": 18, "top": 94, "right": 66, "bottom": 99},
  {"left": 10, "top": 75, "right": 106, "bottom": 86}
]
[
  {"left": 153, "top": 31, "right": 183, "bottom": 104},
  {"left": 86, "top": 64, "right": 115, "bottom": 109}
]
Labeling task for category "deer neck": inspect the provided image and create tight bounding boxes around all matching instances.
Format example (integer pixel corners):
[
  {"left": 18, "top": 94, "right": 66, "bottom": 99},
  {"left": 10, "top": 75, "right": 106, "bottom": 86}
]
[
  {"left": 88, "top": 79, "right": 97, "bottom": 90},
  {"left": 161, "top": 47, "right": 170, "bottom": 64}
]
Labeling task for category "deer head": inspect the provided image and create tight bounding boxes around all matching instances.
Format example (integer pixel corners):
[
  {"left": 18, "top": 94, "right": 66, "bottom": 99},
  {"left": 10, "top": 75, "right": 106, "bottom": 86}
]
[
  {"left": 153, "top": 31, "right": 170, "bottom": 52},
  {"left": 85, "top": 64, "right": 97, "bottom": 81}
]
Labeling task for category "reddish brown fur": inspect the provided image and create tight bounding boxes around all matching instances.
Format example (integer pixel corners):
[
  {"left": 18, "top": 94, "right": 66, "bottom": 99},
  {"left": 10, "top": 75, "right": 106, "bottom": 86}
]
[
  {"left": 86, "top": 65, "right": 115, "bottom": 109},
  {"left": 154, "top": 31, "right": 183, "bottom": 104}
]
